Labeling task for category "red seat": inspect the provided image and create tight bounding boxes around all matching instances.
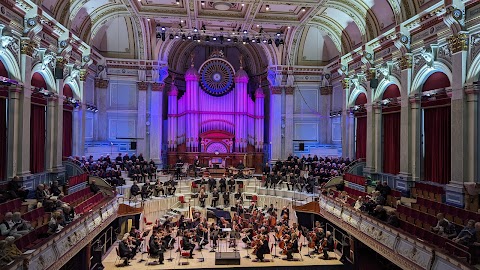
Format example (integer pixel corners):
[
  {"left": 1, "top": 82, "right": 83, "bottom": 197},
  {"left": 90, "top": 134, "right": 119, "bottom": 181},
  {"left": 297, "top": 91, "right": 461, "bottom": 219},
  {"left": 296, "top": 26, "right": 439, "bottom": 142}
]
[{"left": 179, "top": 196, "right": 186, "bottom": 204}]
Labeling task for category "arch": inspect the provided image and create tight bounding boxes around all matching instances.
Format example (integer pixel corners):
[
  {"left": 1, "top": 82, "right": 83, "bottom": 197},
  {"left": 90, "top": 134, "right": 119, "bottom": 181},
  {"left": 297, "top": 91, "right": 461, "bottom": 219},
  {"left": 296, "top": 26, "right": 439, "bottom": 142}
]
[
  {"left": 355, "top": 93, "right": 367, "bottom": 105},
  {"left": 0, "top": 50, "right": 21, "bottom": 81},
  {"left": 422, "top": 72, "right": 451, "bottom": 92},
  {"left": 348, "top": 85, "right": 367, "bottom": 107},
  {"left": 466, "top": 53, "right": 480, "bottom": 84},
  {"left": 373, "top": 75, "right": 402, "bottom": 101},
  {"left": 64, "top": 78, "right": 82, "bottom": 101},
  {"left": 382, "top": 84, "right": 401, "bottom": 99},
  {"left": 31, "top": 73, "right": 48, "bottom": 89},
  {"left": 410, "top": 62, "right": 452, "bottom": 95},
  {"left": 0, "top": 60, "right": 7, "bottom": 77},
  {"left": 31, "top": 63, "right": 57, "bottom": 92}
]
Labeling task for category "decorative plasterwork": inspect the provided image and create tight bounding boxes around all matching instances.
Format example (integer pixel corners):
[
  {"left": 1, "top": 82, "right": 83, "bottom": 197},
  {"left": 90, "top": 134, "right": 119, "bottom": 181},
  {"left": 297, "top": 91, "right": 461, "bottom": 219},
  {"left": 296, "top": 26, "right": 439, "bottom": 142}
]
[{"left": 447, "top": 32, "right": 469, "bottom": 54}]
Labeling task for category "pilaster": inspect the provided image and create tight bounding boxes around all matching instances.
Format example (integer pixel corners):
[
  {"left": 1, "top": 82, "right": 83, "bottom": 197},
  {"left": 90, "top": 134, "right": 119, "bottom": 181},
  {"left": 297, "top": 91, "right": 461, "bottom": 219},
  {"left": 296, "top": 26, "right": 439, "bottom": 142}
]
[
  {"left": 284, "top": 86, "right": 294, "bottom": 157},
  {"left": 136, "top": 82, "right": 148, "bottom": 156},
  {"left": 7, "top": 86, "right": 22, "bottom": 178},
  {"left": 150, "top": 82, "right": 164, "bottom": 165},
  {"left": 373, "top": 105, "right": 383, "bottom": 173},
  {"left": 94, "top": 79, "right": 109, "bottom": 140},
  {"left": 364, "top": 104, "right": 376, "bottom": 175},
  {"left": 409, "top": 98, "right": 422, "bottom": 182},
  {"left": 53, "top": 79, "right": 64, "bottom": 171},
  {"left": 269, "top": 86, "right": 283, "bottom": 161}
]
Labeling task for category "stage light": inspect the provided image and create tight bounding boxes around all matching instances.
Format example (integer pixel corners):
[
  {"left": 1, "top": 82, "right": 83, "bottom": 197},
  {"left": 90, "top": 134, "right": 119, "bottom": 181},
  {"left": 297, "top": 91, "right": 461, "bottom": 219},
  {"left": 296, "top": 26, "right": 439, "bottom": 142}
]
[
  {"left": 265, "top": 5, "right": 270, "bottom": 11},
  {"left": 161, "top": 26, "right": 165, "bottom": 32},
  {"left": 212, "top": 36, "right": 217, "bottom": 41},
  {"left": 201, "top": 24, "right": 206, "bottom": 31},
  {"left": 233, "top": 37, "right": 238, "bottom": 43},
  {"left": 187, "top": 35, "right": 192, "bottom": 39},
  {"left": 256, "top": 38, "right": 261, "bottom": 43},
  {"left": 267, "top": 39, "right": 272, "bottom": 44},
  {"left": 175, "top": 34, "right": 180, "bottom": 39},
  {"left": 241, "top": 3, "right": 244, "bottom": 6},
  {"left": 205, "top": 35, "right": 210, "bottom": 42},
  {"left": 201, "top": 1, "right": 205, "bottom": 5},
  {"left": 227, "top": 37, "right": 231, "bottom": 42},
  {"left": 287, "top": 26, "right": 291, "bottom": 29},
  {"left": 193, "top": 35, "right": 198, "bottom": 41},
  {"left": 176, "top": 0, "right": 180, "bottom": 4},
  {"left": 276, "top": 32, "right": 281, "bottom": 37},
  {"left": 262, "top": 39, "right": 267, "bottom": 43},
  {"left": 156, "top": 33, "right": 161, "bottom": 39},
  {"left": 193, "top": 27, "right": 198, "bottom": 32},
  {"left": 279, "top": 39, "right": 284, "bottom": 45},
  {"left": 169, "top": 34, "right": 174, "bottom": 39},
  {"left": 243, "top": 30, "right": 248, "bottom": 34},
  {"left": 147, "top": 18, "right": 150, "bottom": 21},
  {"left": 251, "top": 38, "right": 256, "bottom": 43},
  {"left": 256, "top": 24, "right": 260, "bottom": 27},
  {"left": 301, "top": 7, "right": 306, "bottom": 12}
]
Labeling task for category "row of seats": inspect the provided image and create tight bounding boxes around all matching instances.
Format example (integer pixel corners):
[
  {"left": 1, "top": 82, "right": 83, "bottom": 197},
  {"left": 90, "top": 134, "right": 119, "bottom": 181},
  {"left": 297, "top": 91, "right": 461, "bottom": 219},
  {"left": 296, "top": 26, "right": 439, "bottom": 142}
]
[
  {"left": 22, "top": 207, "right": 50, "bottom": 228},
  {"left": 343, "top": 186, "right": 368, "bottom": 199},
  {"left": 411, "top": 182, "right": 444, "bottom": 202},
  {"left": 398, "top": 220, "right": 471, "bottom": 262},
  {"left": 68, "top": 173, "right": 89, "bottom": 187},
  {"left": 74, "top": 193, "right": 104, "bottom": 215},
  {"left": 413, "top": 197, "right": 480, "bottom": 226},
  {"left": 343, "top": 173, "right": 366, "bottom": 186},
  {"left": 14, "top": 224, "right": 49, "bottom": 251},
  {"left": 397, "top": 205, "right": 437, "bottom": 231},
  {"left": 63, "top": 188, "right": 93, "bottom": 206},
  {"left": 0, "top": 199, "right": 27, "bottom": 217}
]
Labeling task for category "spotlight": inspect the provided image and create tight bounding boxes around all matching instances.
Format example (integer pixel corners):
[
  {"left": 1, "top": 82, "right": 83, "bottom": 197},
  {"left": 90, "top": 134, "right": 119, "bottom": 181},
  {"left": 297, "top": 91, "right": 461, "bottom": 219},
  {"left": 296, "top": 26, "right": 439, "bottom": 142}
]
[
  {"left": 201, "top": 1, "right": 205, "bottom": 5},
  {"left": 243, "top": 30, "right": 248, "bottom": 34},
  {"left": 256, "top": 38, "right": 261, "bottom": 43},
  {"left": 213, "top": 36, "right": 217, "bottom": 41},
  {"left": 265, "top": 4, "right": 270, "bottom": 11},
  {"left": 233, "top": 37, "right": 238, "bottom": 43},
  {"left": 241, "top": 3, "right": 244, "bottom": 6},
  {"left": 176, "top": 0, "right": 180, "bottom": 4},
  {"left": 201, "top": 24, "right": 206, "bottom": 31},
  {"left": 301, "top": 7, "right": 306, "bottom": 12},
  {"left": 276, "top": 32, "right": 281, "bottom": 37},
  {"left": 227, "top": 37, "right": 231, "bottom": 42},
  {"left": 287, "top": 26, "right": 291, "bottom": 29},
  {"left": 161, "top": 26, "right": 166, "bottom": 31},
  {"left": 187, "top": 35, "right": 192, "bottom": 39},
  {"left": 262, "top": 39, "right": 267, "bottom": 43},
  {"left": 193, "top": 35, "right": 198, "bottom": 41},
  {"left": 251, "top": 38, "right": 256, "bottom": 43},
  {"left": 219, "top": 35, "right": 224, "bottom": 44},
  {"left": 267, "top": 39, "right": 272, "bottom": 44},
  {"left": 175, "top": 34, "right": 180, "bottom": 39},
  {"left": 193, "top": 27, "right": 198, "bottom": 32},
  {"left": 147, "top": 18, "right": 150, "bottom": 21},
  {"left": 169, "top": 34, "right": 174, "bottom": 39},
  {"left": 156, "top": 32, "right": 161, "bottom": 39},
  {"left": 205, "top": 35, "right": 210, "bottom": 42},
  {"left": 279, "top": 39, "right": 284, "bottom": 45},
  {"left": 256, "top": 24, "right": 260, "bottom": 27}
]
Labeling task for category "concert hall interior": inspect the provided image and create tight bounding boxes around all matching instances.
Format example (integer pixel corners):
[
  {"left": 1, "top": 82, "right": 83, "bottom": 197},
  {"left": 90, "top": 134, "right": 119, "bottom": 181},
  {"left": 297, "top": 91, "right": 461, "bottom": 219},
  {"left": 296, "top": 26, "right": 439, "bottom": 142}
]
[{"left": 2, "top": 0, "right": 480, "bottom": 270}]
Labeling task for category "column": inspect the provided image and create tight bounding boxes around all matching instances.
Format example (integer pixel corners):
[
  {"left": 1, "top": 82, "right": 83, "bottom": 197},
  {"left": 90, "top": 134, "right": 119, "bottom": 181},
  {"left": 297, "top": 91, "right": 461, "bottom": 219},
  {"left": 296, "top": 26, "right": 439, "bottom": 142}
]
[
  {"left": 373, "top": 106, "right": 382, "bottom": 173},
  {"left": 94, "top": 79, "right": 109, "bottom": 140},
  {"left": 136, "top": 82, "right": 148, "bottom": 156},
  {"left": 284, "top": 87, "right": 294, "bottom": 157},
  {"left": 167, "top": 85, "right": 178, "bottom": 151},
  {"left": 464, "top": 85, "right": 479, "bottom": 210},
  {"left": 52, "top": 79, "right": 64, "bottom": 171},
  {"left": 410, "top": 98, "right": 422, "bottom": 181},
  {"left": 149, "top": 82, "right": 164, "bottom": 165},
  {"left": 269, "top": 86, "right": 283, "bottom": 161},
  {"left": 446, "top": 33, "right": 469, "bottom": 207},
  {"left": 364, "top": 103, "right": 376, "bottom": 174},
  {"left": 16, "top": 39, "right": 35, "bottom": 177},
  {"left": 255, "top": 87, "right": 265, "bottom": 152},
  {"left": 341, "top": 79, "right": 354, "bottom": 158},
  {"left": 73, "top": 70, "right": 87, "bottom": 157},
  {"left": 7, "top": 86, "right": 22, "bottom": 178},
  {"left": 45, "top": 97, "right": 57, "bottom": 171}
]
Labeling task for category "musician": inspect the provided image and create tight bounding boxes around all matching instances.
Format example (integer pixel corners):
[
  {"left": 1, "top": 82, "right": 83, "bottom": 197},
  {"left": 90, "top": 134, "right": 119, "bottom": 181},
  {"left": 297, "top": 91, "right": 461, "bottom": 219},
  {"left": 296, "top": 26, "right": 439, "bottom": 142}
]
[
  {"left": 141, "top": 180, "right": 153, "bottom": 200},
  {"left": 211, "top": 188, "right": 220, "bottom": 207},
  {"left": 229, "top": 222, "right": 241, "bottom": 248},
  {"left": 128, "top": 227, "right": 142, "bottom": 251},
  {"left": 248, "top": 202, "right": 257, "bottom": 213},
  {"left": 285, "top": 173, "right": 294, "bottom": 191},
  {"left": 285, "top": 234, "right": 299, "bottom": 260},
  {"left": 262, "top": 163, "right": 271, "bottom": 175},
  {"left": 219, "top": 176, "right": 227, "bottom": 192},
  {"left": 293, "top": 165, "right": 301, "bottom": 178},
  {"left": 195, "top": 223, "right": 209, "bottom": 249},
  {"left": 166, "top": 179, "right": 176, "bottom": 196},
  {"left": 194, "top": 156, "right": 200, "bottom": 177},
  {"left": 178, "top": 215, "right": 188, "bottom": 231},
  {"left": 155, "top": 180, "right": 165, "bottom": 197},
  {"left": 265, "top": 172, "right": 273, "bottom": 188},
  {"left": 209, "top": 223, "right": 221, "bottom": 248},
  {"left": 314, "top": 227, "right": 326, "bottom": 254},
  {"left": 228, "top": 178, "right": 236, "bottom": 192},
  {"left": 254, "top": 234, "right": 270, "bottom": 262},
  {"left": 296, "top": 175, "right": 305, "bottom": 192},
  {"left": 175, "top": 157, "right": 184, "bottom": 180},
  {"left": 149, "top": 231, "right": 165, "bottom": 264},
  {"left": 242, "top": 225, "right": 254, "bottom": 245},
  {"left": 130, "top": 181, "right": 140, "bottom": 199},
  {"left": 199, "top": 190, "right": 207, "bottom": 208},
  {"left": 237, "top": 160, "right": 245, "bottom": 170},
  {"left": 266, "top": 204, "right": 275, "bottom": 215},
  {"left": 223, "top": 191, "right": 230, "bottom": 207},
  {"left": 119, "top": 235, "right": 135, "bottom": 266},
  {"left": 208, "top": 176, "right": 216, "bottom": 192},
  {"left": 182, "top": 231, "right": 195, "bottom": 258},
  {"left": 280, "top": 206, "right": 290, "bottom": 221},
  {"left": 322, "top": 231, "right": 334, "bottom": 260},
  {"left": 270, "top": 171, "right": 280, "bottom": 189}
]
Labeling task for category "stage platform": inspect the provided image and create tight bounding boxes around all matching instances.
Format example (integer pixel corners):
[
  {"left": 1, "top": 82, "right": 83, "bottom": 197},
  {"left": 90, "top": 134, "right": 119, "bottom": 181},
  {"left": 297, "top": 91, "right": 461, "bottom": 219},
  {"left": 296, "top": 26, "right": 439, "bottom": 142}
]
[{"left": 102, "top": 239, "right": 344, "bottom": 270}]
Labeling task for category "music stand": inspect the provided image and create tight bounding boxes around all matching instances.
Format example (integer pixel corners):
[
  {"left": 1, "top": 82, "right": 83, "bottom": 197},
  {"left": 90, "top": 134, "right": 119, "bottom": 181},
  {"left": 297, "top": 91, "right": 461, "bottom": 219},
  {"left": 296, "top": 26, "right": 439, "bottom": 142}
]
[{"left": 166, "top": 238, "right": 175, "bottom": 262}]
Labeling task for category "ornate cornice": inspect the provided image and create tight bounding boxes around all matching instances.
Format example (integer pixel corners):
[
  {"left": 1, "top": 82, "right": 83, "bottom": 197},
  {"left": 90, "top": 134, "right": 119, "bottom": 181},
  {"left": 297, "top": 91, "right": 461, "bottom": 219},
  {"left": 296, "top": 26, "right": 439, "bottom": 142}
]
[
  {"left": 151, "top": 82, "right": 165, "bottom": 91},
  {"left": 447, "top": 33, "right": 469, "bottom": 54},
  {"left": 94, "top": 78, "right": 109, "bottom": 89}
]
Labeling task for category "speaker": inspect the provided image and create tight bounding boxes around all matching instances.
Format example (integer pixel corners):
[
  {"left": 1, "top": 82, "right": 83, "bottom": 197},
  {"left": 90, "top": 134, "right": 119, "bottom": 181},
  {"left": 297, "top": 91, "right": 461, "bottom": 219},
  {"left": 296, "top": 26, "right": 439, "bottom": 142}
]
[
  {"left": 130, "top": 141, "right": 137, "bottom": 150},
  {"left": 370, "top": 78, "right": 379, "bottom": 89},
  {"left": 299, "top": 142, "right": 305, "bottom": 151},
  {"left": 54, "top": 68, "right": 63, "bottom": 79}
]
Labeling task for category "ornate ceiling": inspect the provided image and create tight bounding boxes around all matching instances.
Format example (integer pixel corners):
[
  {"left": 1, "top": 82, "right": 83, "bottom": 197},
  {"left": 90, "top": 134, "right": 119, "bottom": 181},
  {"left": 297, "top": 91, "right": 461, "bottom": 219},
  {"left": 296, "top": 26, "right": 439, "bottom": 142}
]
[{"left": 38, "top": 0, "right": 431, "bottom": 65}]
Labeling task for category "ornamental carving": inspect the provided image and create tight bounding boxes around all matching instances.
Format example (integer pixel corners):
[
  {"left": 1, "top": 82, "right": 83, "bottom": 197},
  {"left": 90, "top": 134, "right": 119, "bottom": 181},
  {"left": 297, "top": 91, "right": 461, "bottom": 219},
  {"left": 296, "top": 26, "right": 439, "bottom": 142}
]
[
  {"left": 20, "top": 39, "right": 36, "bottom": 56},
  {"left": 94, "top": 78, "right": 109, "bottom": 89},
  {"left": 399, "top": 54, "right": 412, "bottom": 70},
  {"left": 447, "top": 33, "right": 469, "bottom": 54},
  {"left": 320, "top": 86, "right": 332, "bottom": 95},
  {"left": 137, "top": 81, "right": 148, "bottom": 91},
  {"left": 471, "top": 34, "right": 480, "bottom": 60},
  {"left": 341, "top": 78, "right": 350, "bottom": 89},
  {"left": 79, "top": 70, "right": 87, "bottom": 81},
  {"left": 270, "top": 86, "right": 283, "bottom": 95},
  {"left": 285, "top": 86, "right": 295, "bottom": 95},
  {"left": 152, "top": 82, "right": 165, "bottom": 91}
]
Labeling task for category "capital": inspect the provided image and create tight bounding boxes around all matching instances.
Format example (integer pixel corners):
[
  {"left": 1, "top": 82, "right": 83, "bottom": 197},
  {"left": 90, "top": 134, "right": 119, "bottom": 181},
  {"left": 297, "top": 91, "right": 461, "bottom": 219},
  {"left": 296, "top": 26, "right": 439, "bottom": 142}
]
[
  {"left": 320, "top": 85, "right": 332, "bottom": 95},
  {"left": 152, "top": 82, "right": 165, "bottom": 91},
  {"left": 56, "top": 57, "right": 68, "bottom": 69},
  {"left": 269, "top": 86, "right": 282, "bottom": 95},
  {"left": 399, "top": 54, "right": 412, "bottom": 70},
  {"left": 285, "top": 86, "right": 295, "bottom": 95},
  {"left": 94, "top": 78, "right": 109, "bottom": 89},
  {"left": 137, "top": 81, "right": 149, "bottom": 91},
  {"left": 20, "top": 39, "right": 36, "bottom": 56},
  {"left": 341, "top": 78, "right": 350, "bottom": 89},
  {"left": 447, "top": 33, "right": 468, "bottom": 54},
  {"left": 79, "top": 70, "right": 87, "bottom": 81}
]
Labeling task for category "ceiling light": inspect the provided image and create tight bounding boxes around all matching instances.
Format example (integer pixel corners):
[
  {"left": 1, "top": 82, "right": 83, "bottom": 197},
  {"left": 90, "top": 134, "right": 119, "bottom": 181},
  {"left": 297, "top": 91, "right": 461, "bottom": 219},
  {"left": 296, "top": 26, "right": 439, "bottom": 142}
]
[
  {"left": 301, "top": 7, "right": 306, "bottom": 12},
  {"left": 187, "top": 35, "right": 192, "bottom": 39},
  {"left": 205, "top": 36, "right": 210, "bottom": 42},
  {"left": 251, "top": 39, "right": 256, "bottom": 43},
  {"left": 176, "top": 0, "right": 180, "bottom": 5},
  {"left": 201, "top": 1, "right": 205, "bottom": 5},
  {"left": 180, "top": 20, "right": 184, "bottom": 23},
  {"left": 182, "top": 34, "right": 186, "bottom": 40},
  {"left": 147, "top": 18, "right": 150, "bottom": 21},
  {"left": 256, "top": 24, "right": 260, "bottom": 27},
  {"left": 161, "top": 26, "right": 166, "bottom": 31},
  {"left": 175, "top": 34, "right": 180, "bottom": 38},
  {"left": 241, "top": 3, "right": 245, "bottom": 6},
  {"left": 156, "top": 33, "right": 161, "bottom": 39},
  {"left": 265, "top": 5, "right": 270, "bottom": 11},
  {"left": 276, "top": 32, "right": 281, "bottom": 36},
  {"left": 213, "top": 2, "right": 232, "bottom": 10},
  {"left": 287, "top": 26, "right": 291, "bottom": 29},
  {"left": 256, "top": 38, "right": 261, "bottom": 43},
  {"left": 233, "top": 37, "right": 238, "bottom": 43},
  {"left": 279, "top": 39, "right": 284, "bottom": 45}
]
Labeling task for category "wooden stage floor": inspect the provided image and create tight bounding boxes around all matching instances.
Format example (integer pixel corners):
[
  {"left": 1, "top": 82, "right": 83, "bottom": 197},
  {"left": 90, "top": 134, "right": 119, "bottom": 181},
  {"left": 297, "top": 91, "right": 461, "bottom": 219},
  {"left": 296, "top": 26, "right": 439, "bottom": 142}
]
[{"left": 102, "top": 235, "right": 344, "bottom": 270}]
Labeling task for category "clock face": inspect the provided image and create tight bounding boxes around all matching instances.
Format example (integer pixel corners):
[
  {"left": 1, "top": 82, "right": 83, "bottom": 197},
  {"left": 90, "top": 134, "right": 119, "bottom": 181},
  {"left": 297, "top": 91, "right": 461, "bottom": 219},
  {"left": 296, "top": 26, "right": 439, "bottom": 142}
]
[{"left": 199, "top": 58, "right": 235, "bottom": 96}]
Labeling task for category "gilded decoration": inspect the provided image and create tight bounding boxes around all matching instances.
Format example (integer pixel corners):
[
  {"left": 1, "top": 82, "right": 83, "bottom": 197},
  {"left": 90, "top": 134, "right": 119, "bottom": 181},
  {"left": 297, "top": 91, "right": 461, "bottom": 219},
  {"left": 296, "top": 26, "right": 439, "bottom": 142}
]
[
  {"left": 94, "top": 78, "right": 109, "bottom": 89},
  {"left": 285, "top": 86, "right": 295, "bottom": 95},
  {"left": 79, "top": 69, "right": 87, "bottom": 81},
  {"left": 399, "top": 54, "right": 412, "bottom": 70},
  {"left": 20, "top": 39, "right": 37, "bottom": 56},
  {"left": 137, "top": 81, "right": 149, "bottom": 91},
  {"left": 320, "top": 85, "right": 333, "bottom": 95},
  {"left": 270, "top": 86, "right": 283, "bottom": 95},
  {"left": 152, "top": 82, "right": 165, "bottom": 91},
  {"left": 341, "top": 78, "right": 350, "bottom": 89},
  {"left": 447, "top": 33, "right": 469, "bottom": 54}
]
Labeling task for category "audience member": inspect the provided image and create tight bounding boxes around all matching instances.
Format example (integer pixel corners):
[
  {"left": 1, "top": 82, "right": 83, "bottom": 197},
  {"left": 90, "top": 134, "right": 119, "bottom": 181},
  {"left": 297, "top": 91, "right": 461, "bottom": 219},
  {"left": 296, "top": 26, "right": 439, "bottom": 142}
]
[
  {"left": 432, "top": 213, "right": 457, "bottom": 238},
  {"left": 0, "top": 212, "right": 26, "bottom": 238},
  {"left": 453, "top": 220, "right": 476, "bottom": 245},
  {"left": 4, "top": 236, "right": 22, "bottom": 261},
  {"left": 8, "top": 176, "right": 29, "bottom": 201},
  {"left": 50, "top": 181, "right": 63, "bottom": 196},
  {"left": 89, "top": 179, "right": 100, "bottom": 194},
  {"left": 12, "top": 212, "right": 33, "bottom": 234}
]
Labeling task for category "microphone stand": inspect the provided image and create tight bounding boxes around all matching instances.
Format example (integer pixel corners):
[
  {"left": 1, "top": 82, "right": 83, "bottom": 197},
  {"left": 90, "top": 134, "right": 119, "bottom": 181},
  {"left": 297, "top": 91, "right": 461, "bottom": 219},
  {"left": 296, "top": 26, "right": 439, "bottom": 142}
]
[
  {"left": 243, "top": 235, "right": 251, "bottom": 259},
  {"left": 197, "top": 236, "right": 205, "bottom": 262},
  {"left": 272, "top": 235, "right": 279, "bottom": 258},
  {"left": 166, "top": 237, "right": 175, "bottom": 262}
]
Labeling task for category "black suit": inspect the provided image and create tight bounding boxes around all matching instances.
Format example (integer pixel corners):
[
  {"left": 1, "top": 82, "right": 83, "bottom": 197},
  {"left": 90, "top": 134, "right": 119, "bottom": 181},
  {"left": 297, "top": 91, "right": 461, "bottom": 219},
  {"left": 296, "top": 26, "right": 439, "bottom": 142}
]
[
  {"left": 119, "top": 240, "right": 135, "bottom": 264},
  {"left": 323, "top": 235, "right": 334, "bottom": 259}
]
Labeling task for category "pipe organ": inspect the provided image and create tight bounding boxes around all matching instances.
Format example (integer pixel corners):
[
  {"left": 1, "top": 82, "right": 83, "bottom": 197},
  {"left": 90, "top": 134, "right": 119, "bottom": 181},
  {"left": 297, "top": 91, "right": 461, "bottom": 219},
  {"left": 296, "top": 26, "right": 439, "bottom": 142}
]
[{"left": 167, "top": 51, "right": 264, "bottom": 168}]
